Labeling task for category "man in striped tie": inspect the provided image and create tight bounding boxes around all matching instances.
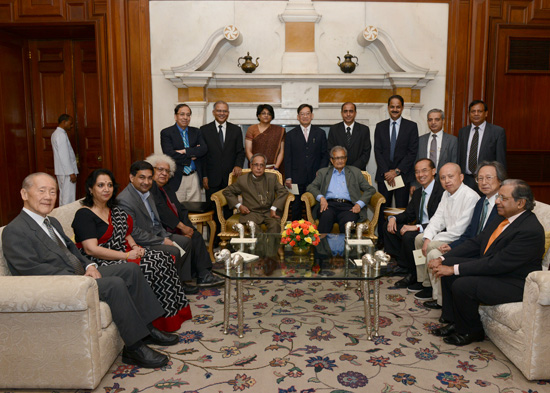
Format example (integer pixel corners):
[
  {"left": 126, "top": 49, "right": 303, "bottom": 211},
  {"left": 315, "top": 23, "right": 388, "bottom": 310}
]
[{"left": 430, "top": 179, "right": 544, "bottom": 346}]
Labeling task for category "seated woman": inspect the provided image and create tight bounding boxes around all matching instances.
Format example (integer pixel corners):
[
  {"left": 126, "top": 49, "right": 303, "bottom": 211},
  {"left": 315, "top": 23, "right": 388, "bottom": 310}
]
[
  {"left": 246, "top": 104, "right": 285, "bottom": 175},
  {"left": 72, "top": 168, "right": 191, "bottom": 332}
]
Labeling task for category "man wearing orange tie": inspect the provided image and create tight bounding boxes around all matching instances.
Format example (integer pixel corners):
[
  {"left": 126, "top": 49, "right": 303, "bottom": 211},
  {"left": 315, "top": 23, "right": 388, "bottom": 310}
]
[{"left": 428, "top": 179, "right": 544, "bottom": 346}]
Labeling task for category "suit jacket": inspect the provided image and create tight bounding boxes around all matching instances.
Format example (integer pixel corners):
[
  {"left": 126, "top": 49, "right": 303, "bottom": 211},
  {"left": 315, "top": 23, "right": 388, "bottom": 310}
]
[
  {"left": 394, "top": 180, "right": 444, "bottom": 225},
  {"left": 306, "top": 165, "right": 376, "bottom": 223},
  {"left": 443, "top": 211, "right": 544, "bottom": 280},
  {"left": 327, "top": 122, "right": 371, "bottom": 170},
  {"left": 223, "top": 172, "right": 289, "bottom": 213},
  {"left": 284, "top": 125, "right": 329, "bottom": 185},
  {"left": 150, "top": 182, "right": 194, "bottom": 231},
  {"left": 457, "top": 122, "right": 507, "bottom": 172},
  {"left": 200, "top": 121, "right": 245, "bottom": 189},
  {"left": 160, "top": 124, "right": 207, "bottom": 190},
  {"left": 374, "top": 118, "right": 419, "bottom": 183},
  {"left": 416, "top": 131, "right": 458, "bottom": 172},
  {"left": 449, "top": 196, "right": 498, "bottom": 249},
  {"left": 117, "top": 184, "right": 170, "bottom": 246},
  {"left": 2, "top": 211, "right": 89, "bottom": 276}
]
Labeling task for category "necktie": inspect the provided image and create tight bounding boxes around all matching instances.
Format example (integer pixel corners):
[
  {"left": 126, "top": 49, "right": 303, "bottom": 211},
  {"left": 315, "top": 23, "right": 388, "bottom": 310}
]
[
  {"left": 178, "top": 127, "right": 195, "bottom": 174},
  {"left": 346, "top": 126, "right": 352, "bottom": 148},
  {"left": 477, "top": 199, "right": 490, "bottom": 235},
  {"left": 429, "top": 134, "right": 437, "bottom": 166},
  {"left": 218, "top": 125, "right": 224, "bottom": 148},
  {"left": 468, "top": 126, "right": 479, "bottom": 174},
  {"left": 44, "top": 217, "right": 85, "bottom": 275},
  {"left": 418, "top": 190, "right": 427, "bottom": 224},
  {"left": 304, "top": 127, "right": 308, "bottom": 142},
  {"left": 484, "top": 219, "right": 509, "bottom": 254},
  {"left": 390, "top": 121, "right": 397, "bottom": 162}
]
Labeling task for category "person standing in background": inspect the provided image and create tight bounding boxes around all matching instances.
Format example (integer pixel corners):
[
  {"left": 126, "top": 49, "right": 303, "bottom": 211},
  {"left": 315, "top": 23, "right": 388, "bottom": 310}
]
[{"left": 51, "top": 114, "right": 78, "bottom": 205}]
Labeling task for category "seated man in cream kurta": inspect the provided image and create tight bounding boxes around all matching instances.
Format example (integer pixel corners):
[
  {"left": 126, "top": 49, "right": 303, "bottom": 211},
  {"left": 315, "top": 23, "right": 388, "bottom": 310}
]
[{"left": 223, "top": 153, "right": 289, "bottom": 233}]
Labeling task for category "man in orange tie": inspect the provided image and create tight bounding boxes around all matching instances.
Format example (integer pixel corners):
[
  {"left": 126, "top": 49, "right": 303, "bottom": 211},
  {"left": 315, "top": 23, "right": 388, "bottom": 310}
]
[{"left": 428, "top": 179, "right": 544, "bottom": 346}]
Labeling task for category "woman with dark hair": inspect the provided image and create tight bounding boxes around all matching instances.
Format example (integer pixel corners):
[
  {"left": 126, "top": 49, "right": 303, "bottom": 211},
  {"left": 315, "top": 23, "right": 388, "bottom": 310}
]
[
  {"left": 71, "top": 169, "right": 191, "bottom": 332},
  {"left": 245, "top": 104, "right": 285, "bottom": 175}
]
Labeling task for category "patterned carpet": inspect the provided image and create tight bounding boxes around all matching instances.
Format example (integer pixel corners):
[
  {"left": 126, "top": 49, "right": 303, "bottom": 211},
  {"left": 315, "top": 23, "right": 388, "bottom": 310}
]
[{"left": 88, "top": 276, "right": 550, "bottom": 393}]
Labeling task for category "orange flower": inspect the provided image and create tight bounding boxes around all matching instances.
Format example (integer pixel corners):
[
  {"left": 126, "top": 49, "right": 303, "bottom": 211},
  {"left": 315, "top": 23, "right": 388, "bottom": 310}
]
[
  {"left": 286, "top": 228, "right": 292, "bottom": 235},
  {"left": 296, "top": 235, "right": 301, "bottom": 241},
  {"left": 292, "top": 221, "right": 300, "bottom": 228},
  {"left": 289, "top": 240, "right": 296, "bottom": 246},
  {"left": 303, "top": 229, "right": 309, "bottom": 235}
]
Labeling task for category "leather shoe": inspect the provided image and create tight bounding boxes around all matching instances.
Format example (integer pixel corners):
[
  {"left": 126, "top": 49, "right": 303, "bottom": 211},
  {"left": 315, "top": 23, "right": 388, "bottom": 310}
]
[
  {"left": 143, "top": 327, "right": 179, "bottom": 346},
  {"left": 183, "top": 284, "right": 199, "bottom": 294},
  {"left": 423, "top": 300, "right": 442, "bottom": 309},
  {"left": 393, "top": 274, "right": 416, "bottom": 288},
  {"left": 432, "top": 323, "right": 456, "bottom": 337},
  {"left": 439, "top": 317, "right": 451, "bottom": 324},
  {"left": 388, "top": 266, "right": 410, "bottom": 277},
  {"left": 444, "top": 331, "right": 485, "bottom": 346},
  {"left": 197, "top": 271, "right": 224, "bottom": 287},
  {"left": 122, "top": 344, "right": 168, "bottom": 368}
]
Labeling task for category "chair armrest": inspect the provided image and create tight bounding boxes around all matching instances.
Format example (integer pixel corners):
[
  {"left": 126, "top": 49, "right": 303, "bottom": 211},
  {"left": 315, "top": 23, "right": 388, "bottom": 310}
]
[
  {"left": 366, "top": 192, "right": 386, "bottom": 240},
  {"left": 525, "top": 270, "right": 550, "bottom": 306},
  {"left": 0, "top": 275, "right": 99, "bottom": 313},
  {"left": 301, "top": 192, "right": 316, "bottom": 224},
  {"left": 211, "top": 190, "right": 228, "bottom": 232},
  {"left": 280, "top": 194, "right": 295, "bottom": 226}
]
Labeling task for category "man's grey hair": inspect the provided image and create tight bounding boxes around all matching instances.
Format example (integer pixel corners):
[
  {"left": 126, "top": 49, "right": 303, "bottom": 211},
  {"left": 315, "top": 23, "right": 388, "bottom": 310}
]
[
  {"left": 250, "top": 153, "right": 267, "bottom": 163},
  {"left": 476, "top": 161, "right": 507, "bottom": 182},
  {"left": 501, "top": 179, "right": 536, "bottom": 211},
  {"left": 22, "top": 172, "right": 56, "bottom": 190},
  {"left": 330, "top": 146, "right": 347, "bottom": 158},
  {"left": 213, "top": 100, "right": 229, "bottom": 109},
  {"left": 146, "top": 153, "right": 176, "bottom": 177},
  {"left": 427, "top": 108, "right": 445, "bottom": 120}
]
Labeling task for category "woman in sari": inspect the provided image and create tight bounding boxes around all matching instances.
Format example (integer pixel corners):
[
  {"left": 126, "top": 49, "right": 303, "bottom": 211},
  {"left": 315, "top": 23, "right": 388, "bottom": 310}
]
[
  {"left": 71, "top": 168, "right": 191, "bottom": 332},
  {"left": 246, "top": 104, "right": 285, "bottom": 175}
]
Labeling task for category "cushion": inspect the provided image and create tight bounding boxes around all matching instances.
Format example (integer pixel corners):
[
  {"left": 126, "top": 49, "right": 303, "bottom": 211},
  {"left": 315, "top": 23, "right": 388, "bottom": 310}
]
[{"left": 480, "top": 302, "right": 523, "bottom": 331}]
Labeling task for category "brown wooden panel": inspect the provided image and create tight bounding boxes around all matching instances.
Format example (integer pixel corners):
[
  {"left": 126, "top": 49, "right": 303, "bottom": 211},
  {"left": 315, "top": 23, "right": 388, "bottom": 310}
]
[
  {"left": 67, "top": 2, "right": 86, "bottom": 20},
  {"left": 19, "top": 0, "right": 64, "bottom": 17},
  {"left": 0, "top": 3, "right": 15, "bottom": 21}
]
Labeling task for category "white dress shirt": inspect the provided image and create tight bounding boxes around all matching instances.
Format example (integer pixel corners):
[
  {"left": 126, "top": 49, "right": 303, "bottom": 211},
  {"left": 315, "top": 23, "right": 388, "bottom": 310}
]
[
  {"left": 215, "top": 120, "right": 226, "bottom": 141},
  {"left": 51, "top": 127, "right": 78, "bottom": 176}
]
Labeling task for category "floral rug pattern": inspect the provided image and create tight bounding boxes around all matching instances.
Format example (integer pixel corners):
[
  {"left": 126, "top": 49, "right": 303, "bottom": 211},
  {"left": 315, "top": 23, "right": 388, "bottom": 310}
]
[{"left": 94, "top": 277, "right": 549, "bottom": 393}]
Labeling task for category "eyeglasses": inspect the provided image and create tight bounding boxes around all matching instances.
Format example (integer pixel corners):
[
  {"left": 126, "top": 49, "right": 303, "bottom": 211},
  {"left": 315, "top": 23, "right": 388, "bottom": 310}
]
[
  {"left": 251, "top": 163, "right": 266, "bottom": 168},
  {"left": 475, "top": 175, "right": 497, "bottom": 183},
  {"left": 214, "top": 109, "right": 229, "bottom": 113},
  {"left": 495, "top": 193, "right": 511, "bottom": 201},
  {"left": 154, "top": 167, "right": 172, "bottom": 175},
  {"left": 298, "top": 112, "right": 312, "bottom": 117},
  {"left": 331, "top": 156, "right": 347, "bottom": 161}
]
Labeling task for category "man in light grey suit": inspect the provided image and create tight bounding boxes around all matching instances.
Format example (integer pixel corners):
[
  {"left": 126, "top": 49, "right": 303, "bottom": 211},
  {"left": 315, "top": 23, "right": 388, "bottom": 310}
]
[
  {"left": 307, "top": 146, "right": 376, "bottom": 233},
  {"left": 457, "top": 100, "right": 507, "bottom": 193},
  {"left": 411, "top": 109, "right": 457, "bottom": 194},
  {"left": 2, "top": 172, "right": 179, "bottom": 368},
  {"left": 117, "top": 161, "right": 222, "bottom": 290}
]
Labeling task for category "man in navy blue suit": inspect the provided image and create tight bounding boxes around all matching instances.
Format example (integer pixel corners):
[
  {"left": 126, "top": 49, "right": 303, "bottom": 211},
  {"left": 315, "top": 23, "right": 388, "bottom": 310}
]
[
  {"left": 284, "top": 104, "right": 329, "bottom": 221},
  {"left": 374, "top": 95, "right": 419, "bottom": 238}
]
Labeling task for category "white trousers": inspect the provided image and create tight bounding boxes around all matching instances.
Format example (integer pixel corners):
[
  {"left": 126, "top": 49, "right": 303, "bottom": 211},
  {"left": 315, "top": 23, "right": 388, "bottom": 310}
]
[
  {"left": 414, "top": 234, "right": 447, "bottom": 305},
  {"left": 176, "top": 172, "right": 202, "bottom": 202},
  {"left": 57, "top": 175, "right": 76, "bottom": 206}
]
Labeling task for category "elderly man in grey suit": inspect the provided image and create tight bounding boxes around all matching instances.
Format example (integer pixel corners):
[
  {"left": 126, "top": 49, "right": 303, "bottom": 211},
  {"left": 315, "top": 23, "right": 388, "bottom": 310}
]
[
  {"left": 458, "top": 100, "right": 507, "bottom": 193},
  {"left": 307, "top": 146, "right": 376, "bottom": 233},
  {"left": 117, "top": 161, "right": 222, "bottom": 290},
  {"left": 411, "top": 109, "right": 458, "bottom": 194},
  {"left": 2, "top": 172, "right": 179, "bottom": 369}
]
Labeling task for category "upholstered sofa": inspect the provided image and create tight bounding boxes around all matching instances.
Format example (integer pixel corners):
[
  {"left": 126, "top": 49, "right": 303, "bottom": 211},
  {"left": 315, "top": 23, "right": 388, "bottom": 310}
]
[
  {"left": 479, "top": 200, "right": 550, "bottom": 381},
  {"left": 0, "top": 200, "right": 124, "bottom": 389}
]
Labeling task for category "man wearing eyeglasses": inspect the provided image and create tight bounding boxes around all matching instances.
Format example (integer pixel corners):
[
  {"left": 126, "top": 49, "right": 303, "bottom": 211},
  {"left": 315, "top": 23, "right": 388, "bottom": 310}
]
[
  {"left": 430, "top": 179, "right": 544, "bottom": 346},
  {"left": 306, "top": 146, "right": 375, "bottom": 233},
  {"left": 223, "top": 153, "right": 289, "bottom": 233}
]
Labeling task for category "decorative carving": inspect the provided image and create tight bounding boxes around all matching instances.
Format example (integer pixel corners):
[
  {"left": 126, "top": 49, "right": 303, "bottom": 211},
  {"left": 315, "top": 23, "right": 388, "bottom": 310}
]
[{"left": 363, "top": 26, "right": 379, "bottom": 42}]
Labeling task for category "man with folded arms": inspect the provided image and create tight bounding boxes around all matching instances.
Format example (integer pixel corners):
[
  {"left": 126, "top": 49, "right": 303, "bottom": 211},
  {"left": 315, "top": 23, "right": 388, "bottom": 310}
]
[
  {"left": 306, "top": 146, "right": 375, "bottom": 233},
  {"left": 431, "top": 179, "right": 544, "bottom": 346},
  {"left": 385, "top": 158, "right": 444, "bottom": 286},
  {"left": 2, "top": 173, "right": 178, "bottom": 368},
  {"left": 411, "top": 163, "right": 479, "bottom": 305}
]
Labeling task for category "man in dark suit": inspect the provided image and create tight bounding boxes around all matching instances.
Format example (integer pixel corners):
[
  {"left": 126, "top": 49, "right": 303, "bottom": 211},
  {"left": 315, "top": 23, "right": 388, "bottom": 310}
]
[
  {"left": 2, "top": 173, "right": 179, "bottom": 368},
  {"left": 411, "top": 109, "right": 457, "bottom": 194},
  {"left": 385, "top": 158, "right": 444, "bottom": 288},
  {"left": 306, "top": 146, "right": 376, "bottom": 233},
  {"left": 374, "top": 95, "right": 419, "bottom": 237},
  {"left": 327, "top": 102, "right": 371, "bottom": 170},
  {"left": 285, "top": 104, "right": 329, "bottom": 221},
  {"left": 160, "top": 103, "right": 207, "bottom": 202},
  {"left": 117, "top": 161, "right": 221, "bottom": 289},
  {"left": 430, "top": 179, "right": 544, "bottom": 346},
  {"left": 457, "top": 100, "right": 507, "bottom": 193}
]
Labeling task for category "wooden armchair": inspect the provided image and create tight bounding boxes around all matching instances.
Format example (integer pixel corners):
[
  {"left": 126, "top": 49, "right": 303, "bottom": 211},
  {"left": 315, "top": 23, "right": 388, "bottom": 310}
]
[
  {"left": 211, "top": 169, "right": 295, "bottom": 247},
  {"left": 301, "top": 170, "right": 386, "bottom": 240}
]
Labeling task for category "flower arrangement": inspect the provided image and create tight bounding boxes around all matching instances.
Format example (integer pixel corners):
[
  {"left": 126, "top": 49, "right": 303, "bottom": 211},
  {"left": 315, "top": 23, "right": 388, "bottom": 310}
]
[{"left": 281, "top": 219, "right": 320, "bottom": 249}]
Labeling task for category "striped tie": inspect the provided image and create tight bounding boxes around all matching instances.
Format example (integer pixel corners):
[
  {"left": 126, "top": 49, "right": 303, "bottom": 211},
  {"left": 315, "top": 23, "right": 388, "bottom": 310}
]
[{"left": 468, "top": 126, "right": 479, "bottom": 174}]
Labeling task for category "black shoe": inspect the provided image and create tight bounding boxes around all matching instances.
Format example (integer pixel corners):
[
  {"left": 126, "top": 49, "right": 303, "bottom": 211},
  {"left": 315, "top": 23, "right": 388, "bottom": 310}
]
[
  {"left": 423, "top": 300, "right": 442, "bottom": 309},
  {"left": 388, "top": 266, "right": 410, "bottom": 276},
  {"left": 197, "top": 271, "right": 224, "bottom": 287},
  {"left": 414, "top": 287, "right": 433, "bottom": 300},
  {"left": 443, "top": 331, "right": 485, "bottom": 346},
  {"left": 122, "top": 344, "right": 169, "bottom": 368},
  {"left": 143, "top": 327, "right": 179, "bottom": 346},
  {"left": 375, "top": 240, "right": 384, "bottom": 250},
  {"left": 183, "top": 284, "right": 199, "bottom": 294},
  {"left": 407, "top": 282, "right": 424, "bottom": 293},
  {"left": 439, "top": 317, "right": 451, "bottom": 324},
  {"left": 394, "top": 274, "right": 416, "bottom": 288},
  {"left": 432, "top": 323, "right": 456, "bottom": 337}
]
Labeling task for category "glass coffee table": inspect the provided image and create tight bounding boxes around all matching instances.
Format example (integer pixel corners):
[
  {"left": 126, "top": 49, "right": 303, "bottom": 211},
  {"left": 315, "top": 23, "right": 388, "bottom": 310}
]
[{"left": 212, "top": 233, "right": 388, "bottom": 339}]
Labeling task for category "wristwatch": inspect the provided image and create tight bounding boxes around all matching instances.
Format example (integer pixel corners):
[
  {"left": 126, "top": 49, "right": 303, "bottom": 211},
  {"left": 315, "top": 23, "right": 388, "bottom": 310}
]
[{"left": 395, "top": 169, "right": 401, "bottom": 175}]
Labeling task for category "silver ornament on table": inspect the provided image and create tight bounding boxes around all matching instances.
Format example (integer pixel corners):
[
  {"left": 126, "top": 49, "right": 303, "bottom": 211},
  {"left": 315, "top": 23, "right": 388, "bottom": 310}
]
[
  {"left": 356, "top": 223, "right": 368, "bottom": 239},
  {"left": 345, "top": 221, "right": 356, "bottom": 239},
  {"left": 247, "top": 221, "right": 258, "bottom": 238},
  {"left": 233, "top": 223, "right": 245, "bottom": 238},
  {"left": 215, "top": 248, "right": 232, "bottom": 270}
]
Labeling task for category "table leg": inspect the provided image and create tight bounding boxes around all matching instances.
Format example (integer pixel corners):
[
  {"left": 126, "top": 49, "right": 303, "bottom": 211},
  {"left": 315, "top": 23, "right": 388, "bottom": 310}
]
[
  {"left": 362, "top": 280, "right": 372, "bottom": 340},
  {"left": 223, "top": 277, "right": 232, "bottom": 334},
  {"left": 373, "top": 278, "right": 380, "bottom": 337},
  {"left": 237, "top": 279, "right": 244, "bottom": 338}
]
